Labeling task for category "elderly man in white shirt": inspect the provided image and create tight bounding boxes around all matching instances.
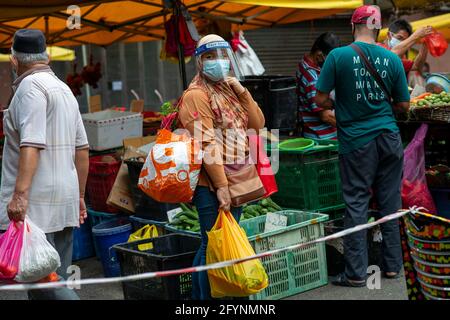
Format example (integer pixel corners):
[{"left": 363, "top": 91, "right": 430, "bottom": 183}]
[{"left": 1, "top": 29, "right": 90, "bottom": 300}]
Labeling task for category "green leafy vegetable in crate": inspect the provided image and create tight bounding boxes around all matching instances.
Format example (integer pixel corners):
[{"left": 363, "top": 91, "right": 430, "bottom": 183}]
[
  {"left": 167, "top": 198, "right": 283, "bottom": 231},
  {"left": 168, "top": 203, "right": 200, "bottom": 232},
  {"left": 241, "top": 197, "right": 282, "bottom": 221}
]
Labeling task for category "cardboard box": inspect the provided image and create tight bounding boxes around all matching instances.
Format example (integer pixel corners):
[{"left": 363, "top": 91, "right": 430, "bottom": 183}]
[
  {"left": 106, "top": 139, "right": 152, "bottom": 214},
  {"left": 130, "top": 99, "right": 145, "bottom": 113},
  {"left": 123, "top": 135, "right": 156, "bottom": 149},
  {"left": 89, "top": 95, "right": 102, "bottom": 113},
  {"left": 106, "top": 163, "right": 135, "bottom": 214}
]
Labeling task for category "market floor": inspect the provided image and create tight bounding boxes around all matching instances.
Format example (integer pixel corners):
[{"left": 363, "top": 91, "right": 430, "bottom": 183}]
[{"left": 0, "top": 258, "right": 407, "bottom": 300}]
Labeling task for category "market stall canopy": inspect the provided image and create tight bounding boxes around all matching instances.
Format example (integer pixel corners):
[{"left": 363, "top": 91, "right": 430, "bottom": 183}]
[
  {"left": 391, "top": 0, "right": 448, "bottom": 10},
  {"left": 0, "top": 0, "right": 362, "bottom": 47},
  {"left": 0, "top": 45, "right": 75, "bottom": 61},
  {"left": 378, "top": 13, "right": 450, "bottom": 42}
]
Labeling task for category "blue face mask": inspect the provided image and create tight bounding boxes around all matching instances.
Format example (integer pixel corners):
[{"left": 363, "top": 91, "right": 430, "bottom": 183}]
[
  {"left": 202, "top": 59, "right": 230, "bottom": 82},
  {"left": 388, "top": 34, "right": 402, "bottom": 48}
]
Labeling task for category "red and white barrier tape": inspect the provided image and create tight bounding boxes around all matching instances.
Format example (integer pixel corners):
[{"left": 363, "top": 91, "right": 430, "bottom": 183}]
[{"left": 0, "top": 207, "right": 423, "bottom": 291}]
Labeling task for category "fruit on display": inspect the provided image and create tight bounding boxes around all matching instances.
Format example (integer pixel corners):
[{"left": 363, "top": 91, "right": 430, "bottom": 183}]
[
  {"left": 426, "top": 164, "right": 450, "bottom": 188},
  {"left": 411, "top": 91, "right": 450, "bottom": 108}
]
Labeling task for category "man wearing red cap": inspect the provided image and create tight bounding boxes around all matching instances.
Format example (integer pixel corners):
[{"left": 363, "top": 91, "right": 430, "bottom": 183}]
[{"left": 315, "top": 5, "right": 410, "bottom": 287}]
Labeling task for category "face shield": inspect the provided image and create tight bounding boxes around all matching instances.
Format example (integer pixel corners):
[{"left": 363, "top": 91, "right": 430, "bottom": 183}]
[{"left": 195, "top": 40, "right": 244, "bottom": 82}]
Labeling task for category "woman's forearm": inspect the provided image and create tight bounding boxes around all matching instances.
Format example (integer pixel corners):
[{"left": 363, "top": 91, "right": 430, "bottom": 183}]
[{"left": 239, "top": 90, "right": 265, "bottom": 130}]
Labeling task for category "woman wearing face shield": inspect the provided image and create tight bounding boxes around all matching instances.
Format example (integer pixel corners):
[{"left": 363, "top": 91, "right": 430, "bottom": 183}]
[{"left": 178, "top": 34, "right": 265, "bottom": 300}]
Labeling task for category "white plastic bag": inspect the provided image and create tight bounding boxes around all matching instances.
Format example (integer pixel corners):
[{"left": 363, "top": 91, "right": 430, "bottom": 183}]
[
  {"left": 15, "top": 218, "right": 61, "bottom": 283},
  {"left": 235, "top": 31, "right": 265, "bottom": 76}
]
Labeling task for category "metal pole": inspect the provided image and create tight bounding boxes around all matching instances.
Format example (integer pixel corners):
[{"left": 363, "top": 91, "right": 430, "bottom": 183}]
[
  {"left": 44, "top": 15, "right": 49, "bottom": 39},
  {"left": 100, "top": 46, "right": 110, "bottom": 108},
  {"left": 174, "top": 1, "right": 187, "bottom": 90},
  {"left": 119, "top": 42, "right": 129, "bottom": 107},
  {"left": 137, "top": 42, "right": 147, "bottom": 103},
  {"left": 81, "top": 45, "right": 91, "bottom": 109}
]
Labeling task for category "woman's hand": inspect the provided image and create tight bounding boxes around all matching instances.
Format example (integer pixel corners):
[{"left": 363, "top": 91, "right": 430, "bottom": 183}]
[
  {"left": 226, "top": 77, "right": 246, "bottom": 96},
  {"left": 217, "top": 186, "right": 231, "bottom": 212}
]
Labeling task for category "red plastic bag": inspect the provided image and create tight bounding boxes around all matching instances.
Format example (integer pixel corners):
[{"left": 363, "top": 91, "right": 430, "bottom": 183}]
[
  {"left": 0, "top": 221, "right": 24, "bottom": 280},
  {"left": 164, "top": 14, "right": 196, "bottom": 59},
  {"left": 249, "top": 135, "right": 278, "bottom": 198},
  {"left": 424, "top": 31, "right": 448, "bottom": 57},
  {"left": 401, "top": 124, "right": 437, "bottom": 213}
]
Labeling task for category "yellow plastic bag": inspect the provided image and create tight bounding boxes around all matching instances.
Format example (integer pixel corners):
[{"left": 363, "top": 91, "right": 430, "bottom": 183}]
[
  {"left": 127, "top": 225, "right": 159, "bottom": 251},
  {"left": 206, "top": 210, "right": 268, "bottom": 298}
]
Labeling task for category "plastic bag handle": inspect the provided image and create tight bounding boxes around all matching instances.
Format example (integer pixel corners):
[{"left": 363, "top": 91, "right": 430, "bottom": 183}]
[{"left": 217, "top": 210, "right": 238, "bottom": 227}]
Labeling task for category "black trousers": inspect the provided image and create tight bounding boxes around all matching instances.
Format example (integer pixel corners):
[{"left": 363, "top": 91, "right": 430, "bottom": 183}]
[{"left": 339, "top": 131, "right": 404, "bottom": 280}]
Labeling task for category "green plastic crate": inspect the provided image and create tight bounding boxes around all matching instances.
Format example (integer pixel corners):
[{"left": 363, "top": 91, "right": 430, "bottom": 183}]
[
  {"left": 239, "top": 210, "right": 329, "bottom": 300},
  {"left": 315, "top": 204, "right": 346, "bottom": 221},
  {"left": 271, "top": 139, "right": 343, "bottom": 210}
]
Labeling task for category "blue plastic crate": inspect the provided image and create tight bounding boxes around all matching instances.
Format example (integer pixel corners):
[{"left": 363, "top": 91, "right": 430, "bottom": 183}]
[
  {"left": 72, "top": 219, "right": 95, "bottom": 261},
  {"left": 87, "top": 207, "right": 127, "bottom": 258},
  {"left": 92, "top": 219, "right": 132, "bottom": 277}
]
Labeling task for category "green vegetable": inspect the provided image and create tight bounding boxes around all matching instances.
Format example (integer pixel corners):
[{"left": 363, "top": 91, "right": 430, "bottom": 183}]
[
  {"left": 179, "top": 203, "right": 199, "bottom": 220},
  {"left": 179, "top": 216, "right": 198, "bottom": 226},
  {"left": 243, "top": 212, "right": 253, "bottom": 220},
  {"left": 266, "top": 197, "right": 282, "bottom": 211},
  {"left": 245, "top": 205, "right": 261, "bottom": 217},
  {"left": 260, "top": 199, "right": 270, "bottom": 208},
  {"left": 160, "top": 101, "right": 177, "bottom": 116},
  {"left": 256, "top": 206, "right": 266, "bottom": 215},
  {"left": 169, "top": 218, "right": 183, "bottom": 225}
]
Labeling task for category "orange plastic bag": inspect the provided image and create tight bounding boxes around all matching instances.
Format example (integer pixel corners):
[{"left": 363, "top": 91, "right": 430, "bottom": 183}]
[
  {"left": 206, "top": 210, "right": 269, "bottom": 298},
  {"left": 138, "top": 129, "right": 202, "bottom": 203},
  {"left": 424, "top": 31, "right": 448, "bottom": 57}
]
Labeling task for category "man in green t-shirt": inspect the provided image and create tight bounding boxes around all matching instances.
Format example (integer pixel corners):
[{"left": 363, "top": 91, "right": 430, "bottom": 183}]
[{"left": 315, "top": 5, "right": 410, "bottom": 287}]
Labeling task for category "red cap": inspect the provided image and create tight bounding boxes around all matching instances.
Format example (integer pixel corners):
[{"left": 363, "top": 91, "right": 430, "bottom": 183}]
[{"left": 351, "top": 5, "right": 381, "bottom": 29}]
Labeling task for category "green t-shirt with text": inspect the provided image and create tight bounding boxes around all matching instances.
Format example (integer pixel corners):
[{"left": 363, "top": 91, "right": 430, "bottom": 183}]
[{"left": 316, "top": 41, "right": 410, "bottom": 154}]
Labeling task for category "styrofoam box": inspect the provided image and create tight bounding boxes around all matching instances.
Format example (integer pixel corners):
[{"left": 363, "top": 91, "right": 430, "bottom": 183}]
[{"left": 82, "top": 110, "right": 143, "bottom": 151}]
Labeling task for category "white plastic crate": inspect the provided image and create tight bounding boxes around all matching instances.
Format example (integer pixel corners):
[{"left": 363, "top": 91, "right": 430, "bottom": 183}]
[{"left": 82, "top": 110, "right": 143, "bottom": 151}]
